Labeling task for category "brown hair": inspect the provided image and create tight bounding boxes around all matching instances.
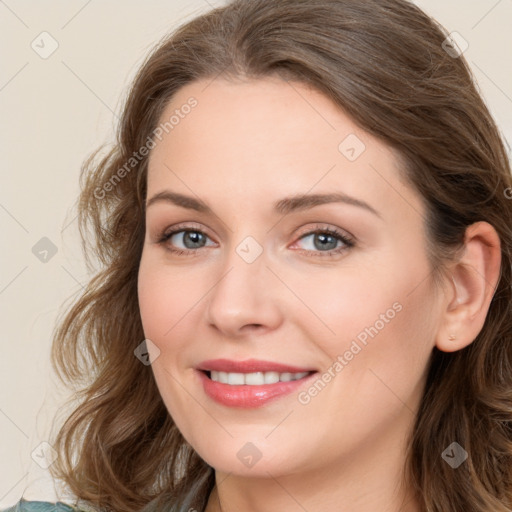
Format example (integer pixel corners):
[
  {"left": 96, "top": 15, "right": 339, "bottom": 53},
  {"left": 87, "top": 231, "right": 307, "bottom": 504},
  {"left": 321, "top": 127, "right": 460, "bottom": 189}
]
[{"left": 47, "top": 0, "right": 512, "bottom": 511}]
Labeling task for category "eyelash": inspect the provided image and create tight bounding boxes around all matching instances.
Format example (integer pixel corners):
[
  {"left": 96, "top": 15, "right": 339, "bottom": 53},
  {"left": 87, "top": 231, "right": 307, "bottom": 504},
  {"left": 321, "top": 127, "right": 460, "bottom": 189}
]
[{"left": 155, "top": 223, "right": 355, "bottom": 258}]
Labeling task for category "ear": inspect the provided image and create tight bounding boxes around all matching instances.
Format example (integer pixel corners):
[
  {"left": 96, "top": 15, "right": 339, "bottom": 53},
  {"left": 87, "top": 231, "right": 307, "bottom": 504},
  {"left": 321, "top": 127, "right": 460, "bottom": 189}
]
[{"left": 435, "top": 221, "right": 501, "bottom": 353}]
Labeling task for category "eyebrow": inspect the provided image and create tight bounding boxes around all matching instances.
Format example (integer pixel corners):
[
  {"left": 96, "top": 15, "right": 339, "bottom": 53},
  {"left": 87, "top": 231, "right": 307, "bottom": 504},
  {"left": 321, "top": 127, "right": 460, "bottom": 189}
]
[{"left": 145, "top": 191, "right": 381, "bottom": 218}]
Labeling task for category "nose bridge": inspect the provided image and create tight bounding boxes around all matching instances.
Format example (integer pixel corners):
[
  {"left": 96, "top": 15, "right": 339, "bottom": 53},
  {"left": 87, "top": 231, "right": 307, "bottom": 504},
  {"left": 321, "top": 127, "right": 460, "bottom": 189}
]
[{"left": 205, "top": 235, "right": 281, "bottom": 334}]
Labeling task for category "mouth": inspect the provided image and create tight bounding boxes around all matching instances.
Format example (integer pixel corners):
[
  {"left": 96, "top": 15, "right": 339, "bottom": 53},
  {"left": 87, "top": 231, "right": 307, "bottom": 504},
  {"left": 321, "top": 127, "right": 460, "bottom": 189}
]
[{"left": 195, "top": 359, "right": 319, "bottom": 408}]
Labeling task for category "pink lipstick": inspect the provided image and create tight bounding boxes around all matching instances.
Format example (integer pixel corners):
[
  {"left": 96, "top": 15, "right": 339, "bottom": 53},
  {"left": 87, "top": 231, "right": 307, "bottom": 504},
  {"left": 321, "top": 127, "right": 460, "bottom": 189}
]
[{"left": 196, "top": 359, "right": 318, "bottom": 408}]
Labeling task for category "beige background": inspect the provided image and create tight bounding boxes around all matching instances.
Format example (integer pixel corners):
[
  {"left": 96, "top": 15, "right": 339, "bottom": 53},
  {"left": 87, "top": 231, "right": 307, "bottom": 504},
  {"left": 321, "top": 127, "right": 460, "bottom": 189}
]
[{"left": 1, "top": 0, "right": 511, "bottom": 507}]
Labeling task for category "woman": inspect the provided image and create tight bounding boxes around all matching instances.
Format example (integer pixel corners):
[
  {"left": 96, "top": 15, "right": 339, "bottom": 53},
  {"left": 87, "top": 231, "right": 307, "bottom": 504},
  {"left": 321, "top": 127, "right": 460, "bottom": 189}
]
[{"left": 4, "top": 0, "right": 511, "bottom": 511}]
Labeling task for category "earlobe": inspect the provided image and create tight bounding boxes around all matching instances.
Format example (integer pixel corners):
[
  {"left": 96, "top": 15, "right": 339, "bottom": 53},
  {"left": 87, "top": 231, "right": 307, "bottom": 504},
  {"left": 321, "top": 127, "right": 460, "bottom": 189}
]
[{"left": 435, "top": 221, "right": 501, "bottom": 353}]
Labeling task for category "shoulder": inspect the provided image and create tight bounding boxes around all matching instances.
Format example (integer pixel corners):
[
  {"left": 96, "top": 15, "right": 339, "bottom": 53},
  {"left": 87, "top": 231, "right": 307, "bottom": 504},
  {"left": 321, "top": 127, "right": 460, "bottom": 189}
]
[{"left": 0, "top": 500, "right": 79, "bottom": 512}]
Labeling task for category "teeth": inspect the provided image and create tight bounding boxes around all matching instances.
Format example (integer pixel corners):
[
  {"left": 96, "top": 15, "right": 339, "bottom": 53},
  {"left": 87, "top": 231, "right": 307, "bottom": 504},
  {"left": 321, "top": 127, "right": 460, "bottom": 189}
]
[
  {"left": 209, "top": 370, "right": 310, "bottom": 385},
  {"left": 227, "top": 372, "right": 244, "bottom": 385},
  {"left": 264, "top": 371, "right": 279, "bottom": 384}
]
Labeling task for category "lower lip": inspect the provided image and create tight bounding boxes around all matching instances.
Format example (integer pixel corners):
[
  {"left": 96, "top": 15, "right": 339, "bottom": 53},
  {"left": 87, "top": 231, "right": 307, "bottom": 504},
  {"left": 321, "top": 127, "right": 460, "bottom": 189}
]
[{"left": 197, "top": 370, "right": 317, "bottom": 408}]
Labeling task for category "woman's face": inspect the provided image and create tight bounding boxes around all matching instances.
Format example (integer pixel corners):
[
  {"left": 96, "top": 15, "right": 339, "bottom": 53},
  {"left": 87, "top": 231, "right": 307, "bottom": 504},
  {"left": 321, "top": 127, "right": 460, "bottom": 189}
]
[{"left": 138, "top": 76, "right": 444, "bottom": 479}]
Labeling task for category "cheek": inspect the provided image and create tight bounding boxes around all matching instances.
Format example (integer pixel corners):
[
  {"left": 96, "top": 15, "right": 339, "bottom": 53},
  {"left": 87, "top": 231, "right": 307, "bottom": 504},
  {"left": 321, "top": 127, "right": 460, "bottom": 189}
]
[
  {"left": 137, "top": 265, "right": 170, "bottom": 343},
  {"left": 330, "top": 273, "right": 436, "bottom": 414},
  {"left": 302, "top": 239, "right": 436, "bottom": 354},
  {"left": 137, "top": 253, "right": 202, "bottom": 348},
  {"left": 296, "top": 254, "right": 437, "bottom": 395},
  {"left": 287, "top": 272, "right": 436, "bottom": 459},
  {"left": 137, "top": 257, "right": 202, "bottom": 433},
  {"left": 278, "top": 266, "right": 410, "bottom": 352}
]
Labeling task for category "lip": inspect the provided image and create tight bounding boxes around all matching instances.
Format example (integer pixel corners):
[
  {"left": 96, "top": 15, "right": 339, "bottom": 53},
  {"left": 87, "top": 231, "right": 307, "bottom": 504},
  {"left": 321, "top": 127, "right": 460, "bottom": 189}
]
[{"left": 195, "top": 359, "right": 318, "bottom": 408}]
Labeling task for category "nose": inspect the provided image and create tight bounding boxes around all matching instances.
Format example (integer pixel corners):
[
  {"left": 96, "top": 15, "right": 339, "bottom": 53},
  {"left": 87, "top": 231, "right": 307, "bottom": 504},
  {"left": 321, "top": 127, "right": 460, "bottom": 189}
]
[{"left": 205, "top": 244, "right": 283, "bottom": 338}]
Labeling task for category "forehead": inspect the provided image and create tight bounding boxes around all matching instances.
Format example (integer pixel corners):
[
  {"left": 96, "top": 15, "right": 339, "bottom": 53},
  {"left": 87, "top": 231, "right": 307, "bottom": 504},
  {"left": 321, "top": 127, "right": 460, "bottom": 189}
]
[{"left": 146, "top": 76, "right": 424, "bottom": 223}]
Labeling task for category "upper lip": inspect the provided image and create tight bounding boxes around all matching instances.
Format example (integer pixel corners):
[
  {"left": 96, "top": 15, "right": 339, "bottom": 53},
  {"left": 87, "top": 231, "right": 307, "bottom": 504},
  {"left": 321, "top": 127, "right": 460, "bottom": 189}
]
[{"left": 197, "top": 358, "right": 316, "bottom": 374}]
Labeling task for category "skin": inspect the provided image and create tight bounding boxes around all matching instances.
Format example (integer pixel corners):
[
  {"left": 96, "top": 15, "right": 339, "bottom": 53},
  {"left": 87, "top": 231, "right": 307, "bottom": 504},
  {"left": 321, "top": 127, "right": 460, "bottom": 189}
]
[{"left": 137, "top": 75, "right": 501, "bottom": 512}]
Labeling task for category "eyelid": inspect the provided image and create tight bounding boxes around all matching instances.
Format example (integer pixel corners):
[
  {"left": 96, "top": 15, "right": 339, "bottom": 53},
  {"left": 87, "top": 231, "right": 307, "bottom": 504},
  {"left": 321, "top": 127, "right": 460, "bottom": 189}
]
[
  {"left": 158, "top": 222, "right": 216, "bottom": 242},
  {"left": 293, "top": 223, "right": 354, "bottom": 244}
]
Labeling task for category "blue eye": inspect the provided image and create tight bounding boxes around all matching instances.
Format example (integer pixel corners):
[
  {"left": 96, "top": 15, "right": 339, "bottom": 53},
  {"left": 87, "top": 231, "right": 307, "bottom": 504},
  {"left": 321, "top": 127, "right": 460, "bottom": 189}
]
[
  {"left": 294, "top": 228, "right": 354, "bottom": 256},
  {"left": 157, "top": 224, "right": 354, "bottom": 258},
  {"left": 158, "top": 228, "right": 215, "bottom": 255}
]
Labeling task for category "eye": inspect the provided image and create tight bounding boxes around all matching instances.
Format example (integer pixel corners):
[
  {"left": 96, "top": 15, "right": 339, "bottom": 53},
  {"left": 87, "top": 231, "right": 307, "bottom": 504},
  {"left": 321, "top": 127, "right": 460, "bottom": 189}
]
[
  {"left": 156, "top": 223, "right": 216, "bottom": 256},
  {"left": 292, "top": 225, "right": 355, "bottom": 258}
]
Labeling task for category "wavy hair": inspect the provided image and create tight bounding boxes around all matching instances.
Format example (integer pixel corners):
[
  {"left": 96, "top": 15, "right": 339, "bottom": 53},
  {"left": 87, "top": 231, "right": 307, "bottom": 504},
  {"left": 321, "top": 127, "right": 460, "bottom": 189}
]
[{"left": 47, "top": 0, "right": 512, "bottom": 511}]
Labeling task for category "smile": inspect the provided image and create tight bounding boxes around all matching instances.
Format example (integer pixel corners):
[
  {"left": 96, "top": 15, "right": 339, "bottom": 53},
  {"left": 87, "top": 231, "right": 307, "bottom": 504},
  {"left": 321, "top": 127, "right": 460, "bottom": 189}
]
[{"left": 195, "top": 358, "right": 318, "bottom": 407}]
